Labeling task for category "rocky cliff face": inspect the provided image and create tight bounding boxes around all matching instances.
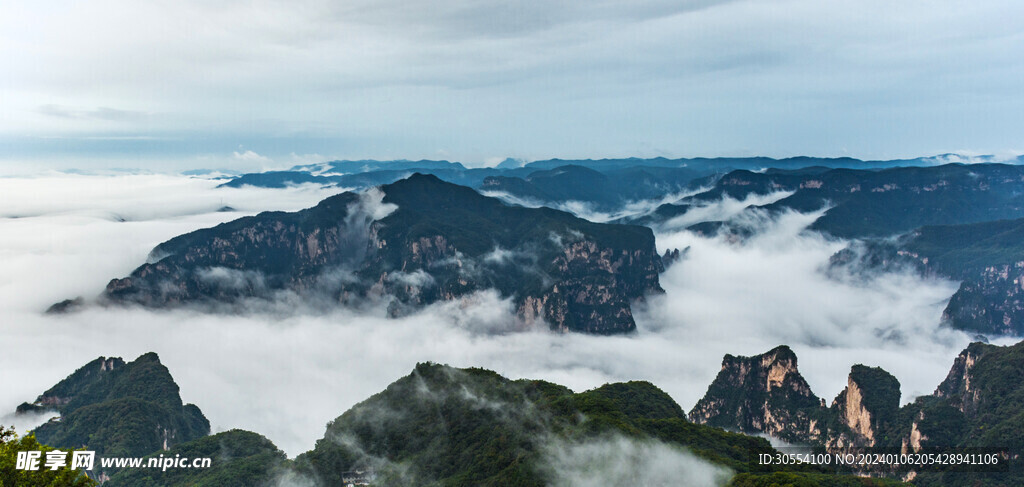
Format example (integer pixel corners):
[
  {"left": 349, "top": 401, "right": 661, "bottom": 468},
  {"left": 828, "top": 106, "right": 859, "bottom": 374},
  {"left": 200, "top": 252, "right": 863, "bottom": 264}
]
[
  {"left": 97, "top": 174, "right": 664, "bottom": 334},
  {"left": 692, "top": 341, "right": 1024, "bottom": 484},
  {"left": 688, "top": 346, "right": 828, "bottom": 444},
  {"left": 933, "top": 343, "right": 990, "bottom": 417},
  {"left": 691, "top": 348, "right": 904, "bottom": 449},
  {"left": 942, "top": 262, "right": 1024, "bottom": 336},
  {"left": 827, "top": 365, "right": 901, "bottom": 448}
]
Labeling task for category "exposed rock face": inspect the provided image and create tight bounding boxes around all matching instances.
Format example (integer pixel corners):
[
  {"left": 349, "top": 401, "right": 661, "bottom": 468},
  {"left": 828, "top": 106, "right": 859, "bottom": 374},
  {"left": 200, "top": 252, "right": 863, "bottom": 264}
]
[
  {"left": 691, "top": 348, "right": 903, "bottom": 449},
  {"left": 98, "top": 174, "right": 664, "bottom": 334},
  {"left": 688, "top": 346, "right": 828, "bottom": 444},
  {"left": 942, "top": 262, "right": 1024, "bottom": 336},
  {"left": 934, "top": 342, "right": 990, "bottom": 417},
  {"left": 832, "top": 378, "right": 875, "bottom": 446},
  {"left": 827, "top": 365, "right": 901, "bottom": 448},
  {"left": 691, "top": 340, "right": 1024, "bottom": 485}
]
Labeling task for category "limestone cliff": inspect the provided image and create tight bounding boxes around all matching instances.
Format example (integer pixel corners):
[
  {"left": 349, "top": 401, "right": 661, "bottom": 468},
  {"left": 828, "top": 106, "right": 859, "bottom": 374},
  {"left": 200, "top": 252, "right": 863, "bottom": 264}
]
[
  {"left": 933, "top": 342, "right": 990, "bottom": 417},
  {"left": 690, "top": 348, "right": 902, "bottom": 449},
  {"left": 827, "top": 365, "right": 901, "bottom": 448},
  {"left": 691, "top": 339, "right": 1024, "bottom": 485},
  {"left": 688, "top": 346, "right": 828, "bottom": 444}
]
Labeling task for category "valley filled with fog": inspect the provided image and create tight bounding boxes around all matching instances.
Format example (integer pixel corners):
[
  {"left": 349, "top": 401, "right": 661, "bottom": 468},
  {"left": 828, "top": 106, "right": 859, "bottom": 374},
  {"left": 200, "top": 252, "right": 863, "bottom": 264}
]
[{"left": 0, "top": 172, "right": 1000, "bottom": 457}]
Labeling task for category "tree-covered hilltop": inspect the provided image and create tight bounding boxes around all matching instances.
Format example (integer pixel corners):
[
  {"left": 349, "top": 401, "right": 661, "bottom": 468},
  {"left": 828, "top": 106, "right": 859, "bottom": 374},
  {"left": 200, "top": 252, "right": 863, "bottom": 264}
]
[
  {"left": 97, "top": 174, "right": 665, "bottom": 334},
  {"left": 11, "top": 353, "right": 209, "bottom": 479}
]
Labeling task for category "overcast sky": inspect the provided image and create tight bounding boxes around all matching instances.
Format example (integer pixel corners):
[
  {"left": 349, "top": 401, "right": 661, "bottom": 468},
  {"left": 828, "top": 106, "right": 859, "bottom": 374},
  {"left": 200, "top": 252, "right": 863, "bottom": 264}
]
[{"left": 2, "top": 0, "right": 1022, "bottom": 171}]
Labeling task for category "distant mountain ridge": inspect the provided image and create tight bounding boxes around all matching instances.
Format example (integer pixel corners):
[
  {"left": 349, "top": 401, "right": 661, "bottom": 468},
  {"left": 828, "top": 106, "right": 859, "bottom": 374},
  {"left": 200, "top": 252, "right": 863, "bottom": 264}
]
[
  {"left": 636, "top": 163, "right": 1024, "bottom": 238},
  {"left": 218, "top": 154, "right": 1023, "bottom": 215}
]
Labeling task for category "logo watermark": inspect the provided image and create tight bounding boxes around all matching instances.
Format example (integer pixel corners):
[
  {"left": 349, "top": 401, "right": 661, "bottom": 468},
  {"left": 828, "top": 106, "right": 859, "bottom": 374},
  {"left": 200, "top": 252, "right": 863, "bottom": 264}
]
[{"left": 16, "top": 450, "right": 211, "bottom": 472}]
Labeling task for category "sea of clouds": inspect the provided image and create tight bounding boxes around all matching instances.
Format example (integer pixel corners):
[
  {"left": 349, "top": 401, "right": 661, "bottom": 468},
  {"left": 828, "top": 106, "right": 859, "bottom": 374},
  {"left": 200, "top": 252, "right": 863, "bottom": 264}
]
[{"left": 0, "top": 172, "right": 1001, "bottom": 460}]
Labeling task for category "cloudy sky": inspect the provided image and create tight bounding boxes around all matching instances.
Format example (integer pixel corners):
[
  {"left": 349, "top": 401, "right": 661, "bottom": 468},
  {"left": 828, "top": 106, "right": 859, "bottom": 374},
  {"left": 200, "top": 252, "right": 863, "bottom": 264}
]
[{"left": 2, "top": 0, "right": 1022, "bottom": 171}]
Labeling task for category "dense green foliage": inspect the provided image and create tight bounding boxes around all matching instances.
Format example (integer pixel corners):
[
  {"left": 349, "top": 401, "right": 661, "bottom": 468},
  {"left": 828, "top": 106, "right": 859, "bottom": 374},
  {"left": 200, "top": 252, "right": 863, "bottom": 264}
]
[
  {"left": 847, "top": 365, "right": 901, "bottom": 430},
  {"left": 19, "top": 354, "right": 209, "bottom": 468},
  {"left": 13, "top": 357, "right": 913, "bottom": 486},
  {"left": 105, "top": 430, "right": 287, "bottom": 487},
  {"left": 0, "top": 426, "right": 96, "bottom": 487},
  {"left": 902, "top": 341, "right": 1024, "bottom": 486},
  {"left": 730, "top": 472, "right": 905, "bottom": 487},
  {"left": 900, "top": 218, "right": 1024, "bottom": 277}
]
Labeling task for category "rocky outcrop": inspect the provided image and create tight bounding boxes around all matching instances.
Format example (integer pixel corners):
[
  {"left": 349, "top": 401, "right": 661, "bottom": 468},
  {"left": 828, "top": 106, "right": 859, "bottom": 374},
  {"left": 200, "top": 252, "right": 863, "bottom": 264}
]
[
  {"left": 692, "top": 340, "right": 1024, "bottom": 487},
  {"left": 933, "top": 342, "right": 991, "bottom": 417},
  {"left": 94, "top": 174, "right": 664, "bottom": 334},
  {"left": 827, "top": 365, "right": 901, "bottom": 448},
  {"left": 688, "top": 346, "right": 828, "bottom": 444},
  {"left": 942, "top": 262, "right": 1024, "bottom": 336},
  {"left": 691, "top": 348, "right": 902, "bottom": 449},
  {"left": 16, "top": 356, "right": 125, "bottom": 414}
]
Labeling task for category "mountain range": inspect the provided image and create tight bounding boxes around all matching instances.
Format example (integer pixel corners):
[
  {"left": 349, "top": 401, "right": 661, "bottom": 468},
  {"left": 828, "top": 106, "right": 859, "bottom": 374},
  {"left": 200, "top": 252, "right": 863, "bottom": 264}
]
[
  {"left": 17, "top": 341, "right": 1023, "bottom": 485},
  {"left": 13, "top": 353, "right": 906, "bottom": 487},
  {"left": 216, "top": 155, "right": 1024, "bottom": 216}
]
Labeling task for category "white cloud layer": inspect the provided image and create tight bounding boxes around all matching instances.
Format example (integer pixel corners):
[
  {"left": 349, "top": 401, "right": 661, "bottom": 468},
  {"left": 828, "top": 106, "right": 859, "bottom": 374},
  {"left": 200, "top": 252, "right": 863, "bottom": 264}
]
[{"left": 0, "top": 173, "right": 994, "bottom": 460}]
